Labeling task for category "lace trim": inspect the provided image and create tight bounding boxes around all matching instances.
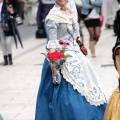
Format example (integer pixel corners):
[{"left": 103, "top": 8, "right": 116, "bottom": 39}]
[
  {"left": 47, "top": 40, "right": 62, "bottom": 49},
  {"left": 61, "top": 50, "right": 107, "bottom": 106},
  {"left": 61, "top": 67, "right": 106, "bottom": 106}
]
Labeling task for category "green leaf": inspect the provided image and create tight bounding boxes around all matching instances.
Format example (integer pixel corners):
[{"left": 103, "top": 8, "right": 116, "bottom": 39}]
[
  {"left": 64, "top": 55, "right": 72, "bottom": 59},
  {"left": 41, "top": 53, "right": 48, "bottom": 58},
  {"left": 60, "top": 48, "right": 68, "bottom": 53},
  {"left": 60, "top": 49, "right": 65, "bottom": 53}
]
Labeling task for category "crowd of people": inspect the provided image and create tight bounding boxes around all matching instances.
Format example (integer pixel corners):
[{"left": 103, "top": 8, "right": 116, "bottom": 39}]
[
  {"left": 0, "top": 0, "right": 120, "bottom": 120},
  {"left": 35, "top": 0, "right": 119, "bottom": 57},
  {"left": 0, "top": 0, "right": 119, "bottom": 66}
]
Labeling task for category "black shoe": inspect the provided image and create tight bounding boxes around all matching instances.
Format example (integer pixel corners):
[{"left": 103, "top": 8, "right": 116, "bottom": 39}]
[
  {"left": 112, "top": 34, "right": 117, "bottom": 37},
  {"left": 3, "top": 62, "right": 8, "bottom": 66},
  {"left": 8, "top": 54, "right": 13, "bottom": 65},
  {"left": 3, "top": 55, "right": 8, "bottom": 66},
  {"left": 9, "top": 60, "right": 13, "bottom": 65}
]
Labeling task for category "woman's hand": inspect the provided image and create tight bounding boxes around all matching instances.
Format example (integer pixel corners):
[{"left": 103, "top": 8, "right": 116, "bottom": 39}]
[
  {"left": 49, "top": 48, "right": 56, "bottom": 53},
  {"left": 7, "top": 5, "right": 14, "bottom": 13}
]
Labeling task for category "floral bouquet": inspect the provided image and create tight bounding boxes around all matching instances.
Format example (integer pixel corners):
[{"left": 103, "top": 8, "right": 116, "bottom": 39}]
[{"left": 42, "top": 40, "right": 71, "bottom": 84}]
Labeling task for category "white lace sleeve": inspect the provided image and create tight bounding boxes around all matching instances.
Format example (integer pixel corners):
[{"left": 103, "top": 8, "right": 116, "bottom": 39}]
[{"left": 47, "top": 40, "right": 61, "bottom": 49}]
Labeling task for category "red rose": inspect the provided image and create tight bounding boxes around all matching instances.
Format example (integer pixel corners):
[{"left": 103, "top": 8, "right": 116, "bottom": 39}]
[
  {"left": 48, "top": 51, "right": 65, "bottom": 61},
  {"left": 59, "top": 40, "right": 64, "bottom": 44}
]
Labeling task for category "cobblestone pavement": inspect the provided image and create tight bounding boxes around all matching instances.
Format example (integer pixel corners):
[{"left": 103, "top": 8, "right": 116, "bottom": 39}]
[{"left": 0, "top": 24, "right": 119, "bottom": 120}]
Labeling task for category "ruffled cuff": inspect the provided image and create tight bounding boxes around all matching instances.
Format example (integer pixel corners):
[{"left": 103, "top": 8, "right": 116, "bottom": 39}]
[{"left": 47, "top": 40, "right": 61, "bottom": 49}]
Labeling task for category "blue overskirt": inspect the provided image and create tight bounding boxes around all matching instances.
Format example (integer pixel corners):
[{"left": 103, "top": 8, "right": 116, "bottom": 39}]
[{"left": 35, "top": 59, "right": 107, "bottom": 120}]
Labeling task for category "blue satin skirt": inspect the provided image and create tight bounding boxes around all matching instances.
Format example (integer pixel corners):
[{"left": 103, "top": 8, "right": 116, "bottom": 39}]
[{"left": 35, "top": 59, "right": 107, "bottom": 120}]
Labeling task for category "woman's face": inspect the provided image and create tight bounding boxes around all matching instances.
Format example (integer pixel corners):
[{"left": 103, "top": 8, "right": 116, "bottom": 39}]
[{"left": 56, "top": 0, "right": 66, "bottom": 6}]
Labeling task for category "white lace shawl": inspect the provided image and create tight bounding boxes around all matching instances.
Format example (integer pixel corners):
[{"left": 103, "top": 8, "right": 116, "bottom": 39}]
[
  {"left": 46, "top": 3, "right": 78, "bottom": 49},
  {"left": 61, "top": 45, "right": 107, "bottom": 106}
]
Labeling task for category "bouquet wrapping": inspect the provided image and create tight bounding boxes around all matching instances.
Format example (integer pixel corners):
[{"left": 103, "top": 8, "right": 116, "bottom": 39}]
[
  {"left": 42, "top": 40, "right": 71, "bottom": 84},
  {"left": 48, "top": 51, "right": 66, "bottom": 84}
]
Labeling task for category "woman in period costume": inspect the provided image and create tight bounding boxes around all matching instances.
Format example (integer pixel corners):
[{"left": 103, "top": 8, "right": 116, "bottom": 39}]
[
  {"left": 104, "top": 9, "right": 120, "bottom": 120},
  {"left": 104, "top": 41, "right": 120, "bottom": 120},
  {"left": 35, "top": 0, "right": 107, "bottom": 120}
]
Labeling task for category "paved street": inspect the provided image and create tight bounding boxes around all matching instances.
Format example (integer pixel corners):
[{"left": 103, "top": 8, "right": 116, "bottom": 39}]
[{"left": 0, "top": 23, "right": 119, "bottom": 120}]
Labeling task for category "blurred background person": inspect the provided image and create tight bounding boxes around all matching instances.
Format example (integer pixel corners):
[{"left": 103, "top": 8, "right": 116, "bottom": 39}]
[
  {"left": 0, "top": 0, "right": 18, "bottom": 65},
  {"left": 17, "top": 0, "right": 25, "bottom": 20},
  {"left": 75, "top": 0, "right": 83, "bottom": 18},
  {"left": 36, "top": 0, "right": 55, "bottom": 39},
  {"left": 112, "top": 0, "right": 119, "bottom": 36},
  {"left": 75, "top": 0, "right": 84, "bottom": 42},
  {"left": 26, "top": 0, "right": 38, "bottom": 25},
  {"left": 102, "top": 0, "right": 119, "bottom": 30},
  {"left": 105, "top": 0, "right": 119, "bottom": 29},
  {"left": 117, "top": 0, "right": 120, "bottom": 4},
  {"left": 81, "top": 0, "right": 102, "bottom": 57},
  {"left": 104, "top": 6, "right": 120, "bottom": 119}
]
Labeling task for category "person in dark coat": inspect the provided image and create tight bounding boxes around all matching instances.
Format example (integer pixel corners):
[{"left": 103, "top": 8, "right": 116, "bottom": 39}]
[
  {"left": 117, "top": 0, "right": 120, "bottom": 4},
  {"left": 36, "top": 0, "right": 55, "bottom": 39},
  {"left": 0, "top": 0, "right": 17, "bottom": 65}
]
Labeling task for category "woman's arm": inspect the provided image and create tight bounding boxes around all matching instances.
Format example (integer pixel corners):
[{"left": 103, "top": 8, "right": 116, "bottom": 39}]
[
  {"left": 46, "top": 19, "right": 60, "bottom": 77},
  {"left": 82, "top": 0, "right": 93, "bottom": 9},
  {"left": 46, "top": 19, "right": 60, "bottom": 53},
  {"left": 90, "top": 0, "right": 102, "bottom": 6}
]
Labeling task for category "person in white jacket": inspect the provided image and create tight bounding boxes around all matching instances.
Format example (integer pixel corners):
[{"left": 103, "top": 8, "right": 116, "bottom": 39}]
[{"left": 102, "top": 0, "right": 119, "bottom": 29}]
